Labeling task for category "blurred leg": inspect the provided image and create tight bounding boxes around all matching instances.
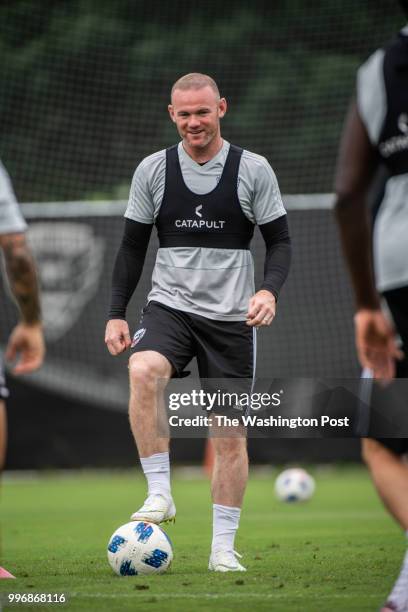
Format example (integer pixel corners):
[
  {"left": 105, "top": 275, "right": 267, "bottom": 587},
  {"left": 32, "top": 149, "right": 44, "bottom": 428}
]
[
  {"left": 362, "top": 438, "right": 408, "bottom": 529},
  {"left": 0, "top": 401, "right": 7, "bottom": 472}
]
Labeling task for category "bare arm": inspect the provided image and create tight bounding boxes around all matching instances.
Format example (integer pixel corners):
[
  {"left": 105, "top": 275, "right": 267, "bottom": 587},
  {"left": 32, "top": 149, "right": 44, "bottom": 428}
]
[
  {"left": 0, "top": 232, "right": 41, "bottom": 324},
  {"left": 334, "top": 99, "right": 380, "bottom": 309},
  {"left": 334, "top": 100, "right": 403, "bottom": 377},
  {"left": 0, "top": 232, "right": 45, "bottom": 374}
]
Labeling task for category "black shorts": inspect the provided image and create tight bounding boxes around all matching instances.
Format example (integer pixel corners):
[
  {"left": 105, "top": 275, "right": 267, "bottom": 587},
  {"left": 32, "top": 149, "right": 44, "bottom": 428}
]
[
  {"left": 130, "top": 301, "right": 256, "bottom": 381},
  {"left": 374, "top": 286, "right": 408, "bottom": 455}
]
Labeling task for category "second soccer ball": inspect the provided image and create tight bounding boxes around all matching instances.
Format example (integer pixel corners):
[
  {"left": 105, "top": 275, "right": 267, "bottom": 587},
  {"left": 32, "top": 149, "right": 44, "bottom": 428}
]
[{"left": 275, "top": 468, "right": 315, "bottom": 502}]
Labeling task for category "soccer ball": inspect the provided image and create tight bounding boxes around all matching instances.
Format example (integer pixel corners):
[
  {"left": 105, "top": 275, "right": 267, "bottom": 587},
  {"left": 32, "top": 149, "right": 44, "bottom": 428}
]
[
  {"left": 107, "top": 521, "right": 173, "bottom": 576},
  {"left": 275, "top": 468, "right": 315, "bottom": 502}
]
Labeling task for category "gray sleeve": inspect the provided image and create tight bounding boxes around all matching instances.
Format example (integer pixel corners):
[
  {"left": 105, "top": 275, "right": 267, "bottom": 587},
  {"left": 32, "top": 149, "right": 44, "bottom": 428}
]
[
  {"left": 0, "top": 162, "right": 27, "bottom": 235},
  {"left": 356, "top": 49, "right": 386, "bottom": 146},
  {"left": 238, "top": 152, "right": 286, "bottom": 225},
  {"left": 124, "top": 150, "right": 166, "bottom": 224}
]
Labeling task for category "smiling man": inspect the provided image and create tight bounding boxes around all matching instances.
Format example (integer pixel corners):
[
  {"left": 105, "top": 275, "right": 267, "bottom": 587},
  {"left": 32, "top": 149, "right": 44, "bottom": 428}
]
[{"left": 105, "top": 73, "right": 291, "bottom": 572}]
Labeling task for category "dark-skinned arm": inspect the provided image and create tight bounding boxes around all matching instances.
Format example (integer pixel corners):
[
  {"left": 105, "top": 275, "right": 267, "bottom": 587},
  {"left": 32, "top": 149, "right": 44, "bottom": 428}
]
[
  {"left": 334, "top": 99, "right": 380, "bottom": 309},
  {"left": 334, "top": 99, "right": 403, "bottom": 377}
]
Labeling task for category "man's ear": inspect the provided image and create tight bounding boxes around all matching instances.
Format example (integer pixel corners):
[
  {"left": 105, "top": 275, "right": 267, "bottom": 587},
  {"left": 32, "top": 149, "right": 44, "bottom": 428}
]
[
  {"left": 218, "top": 97, "right": 227, "bottom": 119},
  {"left": 168, "top": 104, "right": 176, "bottom": 123}
]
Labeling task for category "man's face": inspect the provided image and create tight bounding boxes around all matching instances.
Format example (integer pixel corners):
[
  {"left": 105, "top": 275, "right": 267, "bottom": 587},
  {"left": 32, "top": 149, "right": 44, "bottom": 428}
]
[{"left": 168, "top": 86, "right": 227, "bottom": 150}]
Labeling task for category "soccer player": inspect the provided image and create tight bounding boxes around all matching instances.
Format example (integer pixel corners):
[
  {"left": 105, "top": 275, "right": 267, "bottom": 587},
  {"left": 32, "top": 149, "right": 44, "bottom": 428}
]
[
  {"left": 0, "top": 160, "right": 45, "bottom": 472},
  {"left": 105, "top": 73, "right": 291, "bottom": 572},
  {"left": 335, "top": 4, "right": 408, "bottom": 609}
]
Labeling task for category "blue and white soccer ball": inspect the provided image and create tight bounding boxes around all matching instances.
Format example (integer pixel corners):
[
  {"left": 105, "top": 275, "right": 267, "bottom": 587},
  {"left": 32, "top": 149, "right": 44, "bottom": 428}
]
[
  {"left": 107, "top": 521, "right": 173, "bottom": 576},
  {"left": 275, "top": 468, "right": 315, "bottom": 502}
]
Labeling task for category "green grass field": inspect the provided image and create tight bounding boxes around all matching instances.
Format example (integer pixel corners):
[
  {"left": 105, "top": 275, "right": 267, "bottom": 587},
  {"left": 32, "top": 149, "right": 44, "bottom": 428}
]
[{"left": 0, "top": 466, "right": 404, "bottom": 611}]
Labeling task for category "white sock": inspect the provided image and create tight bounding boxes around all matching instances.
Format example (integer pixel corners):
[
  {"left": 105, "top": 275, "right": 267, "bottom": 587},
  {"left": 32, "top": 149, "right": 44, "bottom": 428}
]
[
  {"left": 139, "top": 452, "right": 171, "bottom": 498},
  {"left": 211, "top": 504, "right": 241, "bottom": 553}
]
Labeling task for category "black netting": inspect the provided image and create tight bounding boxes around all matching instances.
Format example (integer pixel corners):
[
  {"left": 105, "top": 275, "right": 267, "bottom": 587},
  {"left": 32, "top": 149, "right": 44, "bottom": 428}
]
[
  {"left": 1, "top": 1, "right": 401, "bottom": 408},
  {"left": 0, "top": 0, "right": 403, "bottom": 200}
]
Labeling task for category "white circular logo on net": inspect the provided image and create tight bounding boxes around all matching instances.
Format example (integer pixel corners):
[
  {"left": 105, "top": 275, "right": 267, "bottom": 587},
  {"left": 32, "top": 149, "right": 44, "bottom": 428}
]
[
  {"left": 26, "top": 222, "right": 105, "bottom": 342},
  {"left": 131, "top": 328, "right": 146, "bottom": 347}
]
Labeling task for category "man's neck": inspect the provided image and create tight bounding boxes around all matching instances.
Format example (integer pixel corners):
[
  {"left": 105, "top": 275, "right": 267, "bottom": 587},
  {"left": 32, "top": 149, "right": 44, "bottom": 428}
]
[{"left": 182, "top": 137, "right": 224, "bottom": 164}]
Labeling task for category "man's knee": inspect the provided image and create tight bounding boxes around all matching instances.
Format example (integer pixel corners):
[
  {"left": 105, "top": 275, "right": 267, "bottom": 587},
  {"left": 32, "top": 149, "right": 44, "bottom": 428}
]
[
  {"left": 129, "top": 352, "right": 172, "bottom": 390},
  {"left": 212, "top": 436, "right": 247, "bottom": 461}
]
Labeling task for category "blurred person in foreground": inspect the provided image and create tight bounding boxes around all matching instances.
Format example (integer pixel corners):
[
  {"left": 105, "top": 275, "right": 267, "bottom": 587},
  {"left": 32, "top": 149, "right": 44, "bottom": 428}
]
[
  {"left": 105, "top": 73, "right": 291, "bottom": 572},
  {"left": 335, "top": 3, "right": 408, "bottom": 610},
  {"left": 0, "top": 161, "right": 45, "bottom": 472}
]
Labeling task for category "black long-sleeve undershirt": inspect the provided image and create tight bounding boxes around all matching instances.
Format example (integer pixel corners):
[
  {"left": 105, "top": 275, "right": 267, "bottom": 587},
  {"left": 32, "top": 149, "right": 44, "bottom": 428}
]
[
  {"left": 258, "top": 215, "right": 291, "bottom": 300},
  {"left": 108, "top": 218, "right": 153, "bottom": 320},
  {"left": 108, "top": 214, "right": 291, "bottom": 319}
]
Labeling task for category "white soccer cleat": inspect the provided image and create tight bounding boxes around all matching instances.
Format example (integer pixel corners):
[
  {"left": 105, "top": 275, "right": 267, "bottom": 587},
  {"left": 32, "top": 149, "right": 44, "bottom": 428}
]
[
  {"left": 208, "top": 550, "right": 246, "bottom": 572},
  {"left": 130, "top": 494, "right": 176, "bottom": 525},
  {"left": 381, "top": 587, "right": 408, "bottom": 611},
  {"left": 381, "top": 555, "right": 408, "bottom": 612}
]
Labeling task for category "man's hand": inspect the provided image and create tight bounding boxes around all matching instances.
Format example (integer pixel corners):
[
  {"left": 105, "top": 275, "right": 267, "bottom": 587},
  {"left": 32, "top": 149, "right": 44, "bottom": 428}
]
[
  {"left": 246, "top": 290, "right": 276, "bottom": 327},
  {"left": 354, "top": 308, "right": 404, "bottom": 379},
  {"left": 105, "top": 319, "right": 132, "bottom": 355},
  {"left": 5, "top": 322, "right": 45, "bottom": 375}
]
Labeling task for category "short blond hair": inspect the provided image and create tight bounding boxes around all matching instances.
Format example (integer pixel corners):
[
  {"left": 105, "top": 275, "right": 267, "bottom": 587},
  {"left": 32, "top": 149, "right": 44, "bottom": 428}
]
[{"left": 171, "top": 73, "right": 220, "bottom": 100}]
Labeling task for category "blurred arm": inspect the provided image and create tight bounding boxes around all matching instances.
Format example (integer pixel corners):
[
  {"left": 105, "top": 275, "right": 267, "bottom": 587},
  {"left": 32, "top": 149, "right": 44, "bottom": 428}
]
[
  {"left": 0, "top": 232, "right": 45, "bottom": 374},
  {"left": 0, "top": 232, "right": 41, "bottom": 324},
  {"left": 334, "top": 100, "right": 403, "bottom": 377},
  {"left": 334, "top": 99, "right": 379, "bottom": 309}
]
